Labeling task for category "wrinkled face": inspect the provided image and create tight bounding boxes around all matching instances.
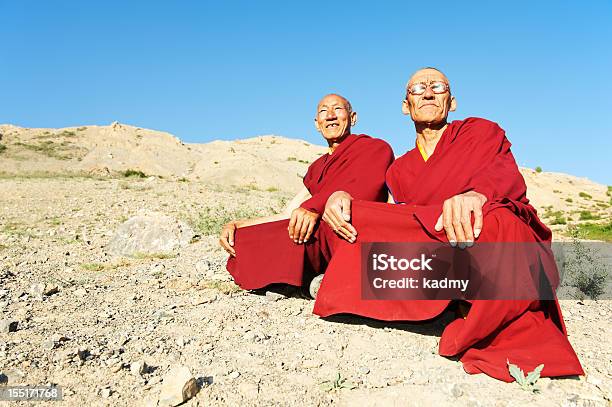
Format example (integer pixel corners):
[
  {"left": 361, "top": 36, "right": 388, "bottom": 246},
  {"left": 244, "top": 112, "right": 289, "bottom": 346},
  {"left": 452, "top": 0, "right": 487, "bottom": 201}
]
[
  {"left": 402, "top": 68, "right": 456, "bottom": 125},
  {"left": 314, "top": 94, "right": 357, "bottom": 141}
]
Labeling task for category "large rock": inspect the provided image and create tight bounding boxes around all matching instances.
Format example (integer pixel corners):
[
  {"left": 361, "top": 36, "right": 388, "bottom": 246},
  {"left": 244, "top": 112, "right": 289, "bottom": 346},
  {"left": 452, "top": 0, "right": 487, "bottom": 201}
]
[
  {"left": 158, "top": 365, "right": 199, "bottom": 407},
  {"left": 107, "top": 211, "right": 195, "bottom": 257}
]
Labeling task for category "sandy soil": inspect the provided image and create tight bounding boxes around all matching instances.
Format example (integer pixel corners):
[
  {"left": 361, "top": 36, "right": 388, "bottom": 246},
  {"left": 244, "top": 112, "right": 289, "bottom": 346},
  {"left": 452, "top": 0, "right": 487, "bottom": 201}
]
[{"left": 0, "top": 176, "right": 610, "bottom": 407}]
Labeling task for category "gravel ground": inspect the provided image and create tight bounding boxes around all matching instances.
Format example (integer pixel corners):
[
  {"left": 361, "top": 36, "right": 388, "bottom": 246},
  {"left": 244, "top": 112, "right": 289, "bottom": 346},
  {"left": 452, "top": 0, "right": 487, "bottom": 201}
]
[{"left": 0, "top": 177, "right": 610, "bottom": 407}]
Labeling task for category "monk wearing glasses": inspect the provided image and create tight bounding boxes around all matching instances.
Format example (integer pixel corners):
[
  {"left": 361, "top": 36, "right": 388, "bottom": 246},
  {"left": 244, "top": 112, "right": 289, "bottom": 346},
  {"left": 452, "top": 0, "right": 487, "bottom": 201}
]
[
  {"left": 221, "top": 93, "right": 394, "bottom": 293},
  {"left": 314, "top": 68, "right": 584, "bottom": 382}
]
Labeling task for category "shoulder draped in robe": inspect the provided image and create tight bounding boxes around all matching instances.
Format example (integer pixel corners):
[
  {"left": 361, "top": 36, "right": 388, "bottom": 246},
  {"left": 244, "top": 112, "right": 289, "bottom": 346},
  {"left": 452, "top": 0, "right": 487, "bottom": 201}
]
[
  {"left": 312, "top": 118, "right": 583, "bottom": 382},
  {"left": 386, "top": 117, "right": 551, "bottom": 243},
  {"left": 301, "top": 133, "right": 394, "bottom": 213}
]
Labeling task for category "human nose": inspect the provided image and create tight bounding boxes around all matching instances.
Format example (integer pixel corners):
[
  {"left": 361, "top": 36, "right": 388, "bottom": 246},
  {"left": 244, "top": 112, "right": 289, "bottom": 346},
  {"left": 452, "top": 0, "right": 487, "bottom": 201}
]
[
  {"left": 325, "top": 109, "right": 337, "bottom": 119},
  {"left": 423, "top": 85, "right": 435, "bottom": 98}
]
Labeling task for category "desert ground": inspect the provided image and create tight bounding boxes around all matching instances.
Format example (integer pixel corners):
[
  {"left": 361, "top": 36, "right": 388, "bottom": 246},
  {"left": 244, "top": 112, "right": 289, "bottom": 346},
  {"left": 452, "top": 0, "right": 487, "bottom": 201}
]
[{"left": 0, "top": 124, "right": 610, "bottom": 406}]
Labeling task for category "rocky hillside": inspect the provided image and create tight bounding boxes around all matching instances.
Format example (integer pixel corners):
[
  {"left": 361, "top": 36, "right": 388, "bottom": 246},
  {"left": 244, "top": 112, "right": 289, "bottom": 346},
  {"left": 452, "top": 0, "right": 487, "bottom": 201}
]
[
  {"left": 0, "top": 123, "right": 325, "bottom": 192},
  {"left": 1, "top": 123, "right": 610, "bottom": 234}
]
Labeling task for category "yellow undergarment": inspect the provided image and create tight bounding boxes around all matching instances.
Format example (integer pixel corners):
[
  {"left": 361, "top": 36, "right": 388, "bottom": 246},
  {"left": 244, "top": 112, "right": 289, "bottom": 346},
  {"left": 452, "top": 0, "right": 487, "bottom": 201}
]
[{"left": 417, "top": 141, "right": 429, "bottom": 162}]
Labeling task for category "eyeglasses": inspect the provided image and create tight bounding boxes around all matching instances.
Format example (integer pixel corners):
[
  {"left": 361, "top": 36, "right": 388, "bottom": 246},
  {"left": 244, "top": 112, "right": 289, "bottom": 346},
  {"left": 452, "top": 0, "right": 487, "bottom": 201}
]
[{"left": 406, "top": 81, "right": 450, "bottom": 96}]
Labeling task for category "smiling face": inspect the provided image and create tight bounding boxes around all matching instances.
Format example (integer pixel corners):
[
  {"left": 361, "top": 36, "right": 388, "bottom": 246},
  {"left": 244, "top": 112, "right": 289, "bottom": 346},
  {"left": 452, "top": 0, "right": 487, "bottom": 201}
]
[
  {"left": 314, "top": 94, "right": 357, "bottom": 143},
  {"left": 402, "top": 68, "right": 456, "bottom": 126}
]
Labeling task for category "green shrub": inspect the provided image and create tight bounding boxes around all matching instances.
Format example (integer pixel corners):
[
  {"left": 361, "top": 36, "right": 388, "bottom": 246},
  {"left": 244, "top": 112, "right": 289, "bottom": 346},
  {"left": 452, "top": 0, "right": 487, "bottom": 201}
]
[
  {"left": 287, "top": 156, "right": 297, "bottom": 161},
  {"left": 0, "top": 144, "right": 6, "bottom": 154},
  {"left": 191, "top": 206, "right": 265, "bottom": 236},
  {"left": 14, "top": 139, "right": 83, "bottom": 160},
  {"left": 579, "top": 211, "right": 600, "bottom": 221},
  {"left": 122, "top": 169, "right": 147, "bottom": 178},
  {"left": 508, "top": 362, "right": 544, "bottom": 393},
  {"left": 565, "top": 198, "right": 573, "bottom": 203},
  {"left": 551, "top": 216, "right": 566, "bottom": 225},
  {"left": 578, "top": 192, "right": 592, "bottom": 199},
  {"left": 571, "top": 222, "right": 612, "bottom": 242},
  {"left": 80, "top": 263, "right": 106, "bottom": 271},
  {"left": 563, "top": 227, "right": 609, "bottom": 299},
  {"left": 133, "top": 252, "right": 176, "bottom": 259},
  {"left": 535, "top": 166, "right": 543, "bottom": 173}
]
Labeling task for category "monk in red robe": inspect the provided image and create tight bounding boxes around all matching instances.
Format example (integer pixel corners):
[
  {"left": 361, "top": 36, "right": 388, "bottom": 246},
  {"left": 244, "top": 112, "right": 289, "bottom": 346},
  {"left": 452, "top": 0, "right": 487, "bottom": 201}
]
[
  {"left": 220, "top": 94, "right": 394, "bottom": 291},
  {"left": 316, "top": 68, "right": 584, "bottom": 382}
]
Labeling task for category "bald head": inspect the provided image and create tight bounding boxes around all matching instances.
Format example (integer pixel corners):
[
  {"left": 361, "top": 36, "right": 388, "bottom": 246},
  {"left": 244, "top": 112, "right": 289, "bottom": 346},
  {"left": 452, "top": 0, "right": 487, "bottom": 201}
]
[
  {"left": 317, "top": 93, "right": 352, "bottom": 113},
  {"left": 406, "top": 67, "right": 450, "bottom": 92}
]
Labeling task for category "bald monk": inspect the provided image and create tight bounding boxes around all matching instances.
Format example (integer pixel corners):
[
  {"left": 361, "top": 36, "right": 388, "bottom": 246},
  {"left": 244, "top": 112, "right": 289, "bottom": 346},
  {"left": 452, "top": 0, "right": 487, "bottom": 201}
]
[
  {"left": 315, "top": 68, "right": 584, "bottom": 382},
  {"left": 220, "top": 94, "right": 394, "bottom": 291}
]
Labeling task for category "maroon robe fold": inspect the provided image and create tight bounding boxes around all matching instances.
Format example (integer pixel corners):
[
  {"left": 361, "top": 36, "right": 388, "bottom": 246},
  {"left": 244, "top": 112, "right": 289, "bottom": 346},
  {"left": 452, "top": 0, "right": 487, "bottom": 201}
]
[
  {"left": 301, "top": 134, "right": 394, "bottom": 213},
  {"left": 227, "top": 134, "right": 394, "bottom": 290},
  {"left": 312, "top": 118, "right": 583, "bottom": 382}
]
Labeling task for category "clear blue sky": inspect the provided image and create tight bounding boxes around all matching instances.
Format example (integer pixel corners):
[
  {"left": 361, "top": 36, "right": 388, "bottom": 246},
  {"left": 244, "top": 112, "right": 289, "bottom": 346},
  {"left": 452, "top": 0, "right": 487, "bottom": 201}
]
[{"left": 1, "top": 1, "right": 610, "bottom": 184}]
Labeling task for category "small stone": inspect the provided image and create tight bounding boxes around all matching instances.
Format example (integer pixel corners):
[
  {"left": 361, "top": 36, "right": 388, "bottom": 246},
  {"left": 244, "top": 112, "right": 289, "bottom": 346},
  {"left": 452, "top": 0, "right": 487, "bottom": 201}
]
[
  {"left": 100, "top": 388, "right": 112, "bottom": 398},
  {"left": 148, "top": 376, "right": 161, "bottom": 386},
  {"left": 228, "top": 371, "right": 240, "bottom": 379},
  {"left": 42, "top": 339, "right": 56, "bottom": 350},
  {"left": 118, "top": 333, "right": 130, "bottom": 346},
  {"left": 238, "top": 382, "right": 259, "bottom": 399},
  {"left": 302, "top": 360, "right": 322, "bottom": 369},
  {"left": 43, "top": 284, "right": 59, "bottom": 296},
  {"left": 130, "top": 361, "right": 148, "bottom": 377},
  {"left": 359, "top": 367, "right": 370, "bottom": 375},
  {"left": 73, "top": 288, "right": 87, "bottom": 297},
  {"left": 77, "top": 347, "right": 89, "bottom": 361},
  {"left": 175, "top": 337, "right": 187, "bottom": 347},
  {"left": 158, "top": 365, "right": 199, "bottom": 407},
  {"left": 30, "top": 283, "right": 45, "bottom": 300},
  {"left": 265, "top": 291, "right": 284, "bottom": 302},
  {"left": 450, "top": 383, "right": 464, "bottom": 398},
  {"left": 0, "top": 319, "right": 18, "bottom": 333},
  {"left": 149, "top": 263, "right": 166, "bottom": 275},
  {"left": 110, "top": 362, "right": 123, "bottom": 373},
  {"left": 51, "top": 334, "right": 69, "bottom": 343},
  {"left": 586, "top": 374, "right": 603, "bottom": 386}
]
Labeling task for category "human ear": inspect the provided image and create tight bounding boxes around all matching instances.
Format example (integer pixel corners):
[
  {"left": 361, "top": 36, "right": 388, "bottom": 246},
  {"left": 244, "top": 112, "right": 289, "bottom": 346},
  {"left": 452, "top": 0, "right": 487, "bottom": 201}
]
[
  {"left": 402, "top": 99, "right": 411, "bottom": 116},
  {"left": 314, "top": 118, "right": 322, "bottom": 133},
  {"left": 449, "top": 96, "right": 457, "bottom": 112},
  {"left": 350, "top": 111, "right": 357, "bottom": 126}
]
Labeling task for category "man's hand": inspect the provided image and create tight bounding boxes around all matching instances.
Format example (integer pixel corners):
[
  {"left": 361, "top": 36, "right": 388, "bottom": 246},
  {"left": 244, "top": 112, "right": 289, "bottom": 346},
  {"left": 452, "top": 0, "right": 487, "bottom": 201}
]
[
  {"left": 219, "top": 221, "right": 237, "bottom": 257},
  {"left": 434, "top": 191, "right": 487, "bottom": 248},
  {"left": 288, "top": 207, "right": 320, "bottom": 244},
  {"left": 322, "top": 191, "right": 357, "bottom": 243}
]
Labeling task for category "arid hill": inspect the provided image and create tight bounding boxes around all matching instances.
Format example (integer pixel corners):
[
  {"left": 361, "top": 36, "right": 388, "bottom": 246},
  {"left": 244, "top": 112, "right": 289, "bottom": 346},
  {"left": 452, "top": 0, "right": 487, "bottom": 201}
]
[{"left": 1, "top": 122, "right": 610, "bottom": 234}]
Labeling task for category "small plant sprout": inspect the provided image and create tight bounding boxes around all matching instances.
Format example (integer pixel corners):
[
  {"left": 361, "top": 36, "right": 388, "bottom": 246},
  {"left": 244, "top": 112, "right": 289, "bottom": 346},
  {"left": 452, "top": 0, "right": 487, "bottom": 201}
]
[
  {"left": 319, "top": 372, "right": 356, "bottom": 392},
  {"left": 507, "top": 360, "right": 544, "bottom": 393}
]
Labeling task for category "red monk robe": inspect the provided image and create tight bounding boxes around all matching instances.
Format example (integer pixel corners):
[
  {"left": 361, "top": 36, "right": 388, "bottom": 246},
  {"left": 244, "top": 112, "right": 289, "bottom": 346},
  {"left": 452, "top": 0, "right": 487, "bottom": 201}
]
[
  {"left": 312, "top": 118, "right": 584, "bottom": 382},
  {"left": 226, "top": 133, "right": 394, "bottom": 290}
]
